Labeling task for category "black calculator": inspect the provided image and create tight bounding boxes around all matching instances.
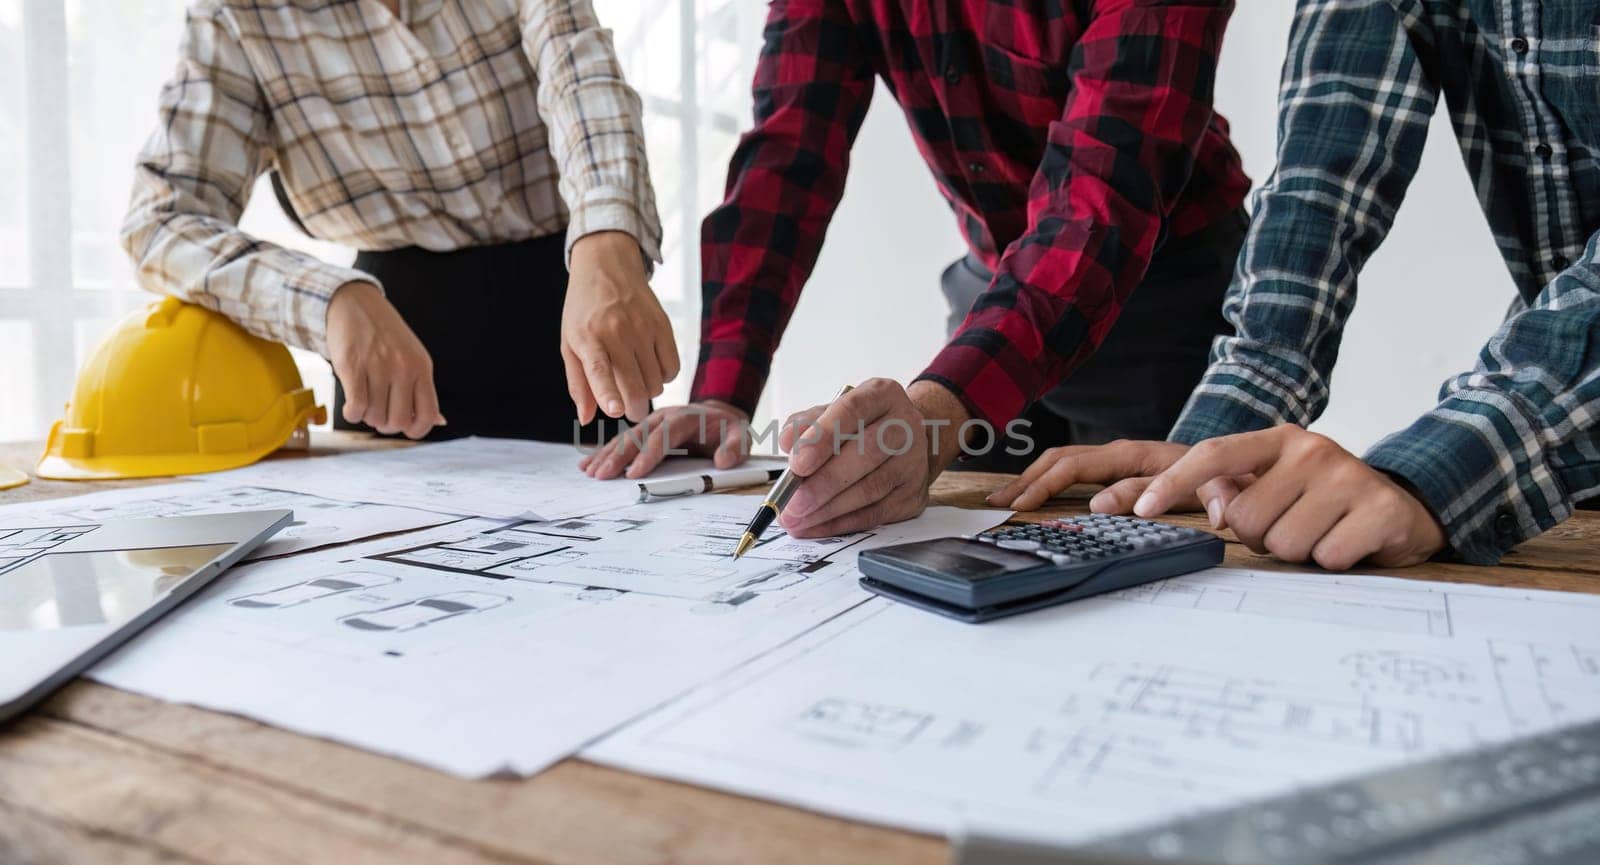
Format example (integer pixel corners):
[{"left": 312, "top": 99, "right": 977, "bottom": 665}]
[{"left": 858, "top": 514, "right": 1224, "bottom": 623}]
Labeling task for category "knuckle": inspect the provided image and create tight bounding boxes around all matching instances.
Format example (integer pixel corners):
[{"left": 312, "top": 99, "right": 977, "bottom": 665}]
[
  {"left": 1264, "top": 533, "right": 1309, "bottom": 563},
  {"left": 1313, "top": 544, "right": 1353, "bottom": 571}
]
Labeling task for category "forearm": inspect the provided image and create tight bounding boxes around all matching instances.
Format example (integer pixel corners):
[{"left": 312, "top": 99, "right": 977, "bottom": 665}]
[
  {"left": 1170, "top": 0, "right": 1437, "bottom": 443},
  {"left": 122, "top": 190, "right": 378, "bottom": 355},
  {"left": 521, "top": 0, "right": 663, "bottom": 266},
  {"left": 1365, "top": 235, "right": 1600, "bottom": 564},
  {"left": 690, "top": 0, "right": 872, "bottom": 415}
]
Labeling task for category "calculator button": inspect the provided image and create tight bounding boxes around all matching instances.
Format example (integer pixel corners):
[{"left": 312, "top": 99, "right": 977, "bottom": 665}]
[{"left": 997, "top": 539, "right": 1042, "bottom": 552}]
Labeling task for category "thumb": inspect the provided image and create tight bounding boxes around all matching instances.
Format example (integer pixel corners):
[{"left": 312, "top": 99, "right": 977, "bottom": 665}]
[
  {"left": 1197, "top": 476, "right": 1244, "bottom": 529},
  {"left": 713, "top": 419, "right": 746, "bottom": 468}
]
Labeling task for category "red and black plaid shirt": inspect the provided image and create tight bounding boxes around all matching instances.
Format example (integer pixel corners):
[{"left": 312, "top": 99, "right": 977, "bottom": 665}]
[{"left": 692, "top": 0, "right": 1250, "bottom": 426}]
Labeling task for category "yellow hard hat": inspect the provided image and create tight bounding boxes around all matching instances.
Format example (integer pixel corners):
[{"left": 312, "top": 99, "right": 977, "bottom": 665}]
[
  {"left": 37, "top": 296, "right": 327, "bottom": 480},
  {"left": 0, "top": 464, "right": 27, "bottom": 490}
]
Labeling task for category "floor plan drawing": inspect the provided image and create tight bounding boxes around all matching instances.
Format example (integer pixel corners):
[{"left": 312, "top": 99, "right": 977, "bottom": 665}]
[
  {"left": 87, "top": 504, "right": 1012, "bottom": 777},
  {"left": 587, "top": 570, "right": 1600, "bottom": 846},
  {"left": 0, "top": 525, "right": 98, "bottom": 575},
  {"left": 218, "top": 436, "right": 790, "bottom": 521},
  {"left": 2, "top": 480, "right": 456, "bottom": 560},
  {"left": 339, "top": 591, "right": 513, "bottom": 632},
  {"left": 365, "top": 500, "right": 864, "bottom": 607},
  {"left": 229, "top": 572, "right": 400, "bottom": 610}
]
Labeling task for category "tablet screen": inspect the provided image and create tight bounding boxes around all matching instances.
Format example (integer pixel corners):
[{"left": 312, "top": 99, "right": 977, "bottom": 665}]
[
  {"left": 0, "top": 510, "right": 290, "bottom": 721},
  {"left": 0, "top": 544, "right": 233, "bottom": 631}
]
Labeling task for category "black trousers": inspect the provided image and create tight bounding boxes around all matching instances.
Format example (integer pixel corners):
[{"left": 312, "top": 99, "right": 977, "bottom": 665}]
[
  {"left": 333, "top": 234, "right": 623, "bottom": 444},
  {"left": 942, "top": 209, "right": 1248, "bottom": 473}
]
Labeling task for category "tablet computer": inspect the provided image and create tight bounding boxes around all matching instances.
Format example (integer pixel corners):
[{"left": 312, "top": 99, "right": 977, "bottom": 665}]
[{"left": 0, "top": 509, "right": 291, "bottom": 723}]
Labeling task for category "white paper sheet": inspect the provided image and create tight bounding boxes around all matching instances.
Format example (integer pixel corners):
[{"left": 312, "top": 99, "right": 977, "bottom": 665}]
[
  {"left": 216, "top": 436, "right": 788, "bottom": 520},
  {"left": 0, "top": 480, "right": 457, "bottom": 560},
  {"left": 89, "top": 499, "right": 1011, "bottom": 776},
  {"left": 584, "top": 568, "right": 1600, "bottom": 845}
]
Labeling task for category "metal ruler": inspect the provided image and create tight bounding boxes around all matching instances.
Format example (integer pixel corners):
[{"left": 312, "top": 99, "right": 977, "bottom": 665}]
[{"left": 954, "top": 717, "right": 1600, "bottom": 865}]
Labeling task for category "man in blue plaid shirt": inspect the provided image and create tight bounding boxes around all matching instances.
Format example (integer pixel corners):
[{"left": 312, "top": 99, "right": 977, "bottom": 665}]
[{"left": 990, "top": 0, "right": 1600, "bottom": 569}]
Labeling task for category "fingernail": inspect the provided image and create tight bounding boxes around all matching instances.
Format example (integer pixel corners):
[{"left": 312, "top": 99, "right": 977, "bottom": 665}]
[
  {"left": 1205, "top": 497, "right": 1223, "bottom": 528},
  {"left": 607, "top": 400, "right": 623, "bottom": 416},
  {"left": 787, "top": 494, "right": 813, "bottom": 519},
  {"left": 1134, "top": 490, "right": 1157, "bottom": 516}
]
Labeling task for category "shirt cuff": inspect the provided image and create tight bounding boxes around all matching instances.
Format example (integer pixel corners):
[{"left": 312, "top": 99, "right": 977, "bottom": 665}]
[
  {"left": 1363, "top": 389, "right": 1571, "bottom": 565},
  {"left": 690, "top": 340, "right": 770, "bottom": 418},
  {"left": 283, "top": 259, "right": 381, "bottom": 357},
  {"left": 564, "top": 184, "right": 664, "bottom": 271},
  {"left": 1169, "top": 360, "right": 1317, "bottom": 444},
  {"left": 916, "top": 339, "right": 1033, "bottom": 429}
]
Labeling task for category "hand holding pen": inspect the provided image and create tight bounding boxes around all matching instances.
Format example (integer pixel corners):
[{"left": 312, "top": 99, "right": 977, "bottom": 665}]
[{"left": 733, "top": 385, "right": 855, "bottom": 558}]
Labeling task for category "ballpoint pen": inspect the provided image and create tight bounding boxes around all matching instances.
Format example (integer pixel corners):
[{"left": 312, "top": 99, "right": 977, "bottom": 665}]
[
  {"left": 636, "top": 466, "right": 784, "bottom": 503},
  {"left": 732, "top": 384, "right": 854, "bottom": 559}
]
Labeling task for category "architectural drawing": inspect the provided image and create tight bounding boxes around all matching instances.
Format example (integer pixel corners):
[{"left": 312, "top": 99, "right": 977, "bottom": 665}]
[
  {"left": 218, "top": 436, "right": 787, "bottom": 521},
  {"left": 3, "top": 480, "right": 454, "bottom": 560},
  {"left": 366, "top": 500, "right": 861, "bottom": 607},
  {"left": 791, "top": 698, "right": 935, "bottom": 750},
  {"left": 587, "top": 572, "right": 1600, "bottom": 845},
  {"left": 230, "top": 572, "right": 399, "bottom": 609},
  {"left": 339, "top": 591, "right": 512, "bottom": 632},
  {"left": 1105, "top": 570, "right": 1457, "bottom": 636},
  {"left": 87, "top": 505, "right": 1010, "bottom": 777},
  {"left": 0, "top": 525, "right": 97, "bottom": 575}
]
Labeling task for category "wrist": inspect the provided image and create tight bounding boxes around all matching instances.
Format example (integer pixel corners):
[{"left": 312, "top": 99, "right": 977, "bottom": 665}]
[
  {"left": 327, "top": 280, "right": 386, "bottom": 328},
  {"left": 909, "top": 380, "right": 969, "bottom": 475},
  {"left": 697, "top": 398, "right": 750, "bottom": 424},
  {"left": 570, "top": 230, "right": 643, "bottom": 268}
]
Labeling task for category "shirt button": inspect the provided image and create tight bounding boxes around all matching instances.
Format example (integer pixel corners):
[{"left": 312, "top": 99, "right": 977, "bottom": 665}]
[
  {"left": 1554, "top": 255, "right": 1571, "bottom": 271},
  {"left": 944, "top": 65, "right": 961, "bottom": 85},
  {"left": 1511, "top": 37, "right": 1529, "bottom": 55},
  {"left": 967, "top": 161, "right": 985, "bottom": 174},
  {"left": 1535, "top": 143, "right": 1553, "bottom": 159},
  {"left": 1493, "top": 509, "right": 1517, "bottom": 539}
]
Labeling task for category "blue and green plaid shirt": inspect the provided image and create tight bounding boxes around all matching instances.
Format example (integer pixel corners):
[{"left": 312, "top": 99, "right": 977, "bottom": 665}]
[{"left": 1170, "top": 0, "right": 1600, "bottom": 564}]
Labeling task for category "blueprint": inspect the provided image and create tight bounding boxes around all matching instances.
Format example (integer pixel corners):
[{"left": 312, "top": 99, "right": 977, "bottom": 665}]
[
  {"left": 216, "top": 436, "right": 788, "bottom": 520},
  {"left": 585, "top": 568, "right": 1600, "bottom": 845},
  {"left": 0, "top": 480, "right": 457, "bottom": 561},
  {"left": 88, "top": 499, "right": 1011, "bottom": 776}
]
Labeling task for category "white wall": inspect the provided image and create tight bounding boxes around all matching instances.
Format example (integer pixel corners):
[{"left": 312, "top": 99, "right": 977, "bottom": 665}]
[{"left": 762, "top": 6, "right": 1513, "bottom": 454}]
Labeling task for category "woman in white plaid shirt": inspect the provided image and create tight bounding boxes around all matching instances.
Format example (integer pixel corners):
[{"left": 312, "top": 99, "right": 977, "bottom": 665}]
[{"left": 122, "top": 0, "right": 677, "bottom": 442}]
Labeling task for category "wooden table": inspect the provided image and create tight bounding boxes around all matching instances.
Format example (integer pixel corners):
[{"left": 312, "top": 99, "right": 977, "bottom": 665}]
[{"left": 2, "top": 434, "right": 1597, "bottom": 865}]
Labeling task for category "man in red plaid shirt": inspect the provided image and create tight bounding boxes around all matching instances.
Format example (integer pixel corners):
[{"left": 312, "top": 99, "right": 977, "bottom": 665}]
[{"left": 585, "top": 0, "right": 1250, "bottom": 537}]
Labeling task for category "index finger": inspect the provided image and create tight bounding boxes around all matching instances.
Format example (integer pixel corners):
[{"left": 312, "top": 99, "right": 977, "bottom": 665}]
[{"left": 1136, "top": 431, "right": 1289, "bottom": 517}]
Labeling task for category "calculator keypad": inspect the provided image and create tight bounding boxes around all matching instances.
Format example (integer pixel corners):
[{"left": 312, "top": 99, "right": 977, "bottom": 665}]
[{"left": 974, "top": 515, "right": 1211, "bottom": 566}]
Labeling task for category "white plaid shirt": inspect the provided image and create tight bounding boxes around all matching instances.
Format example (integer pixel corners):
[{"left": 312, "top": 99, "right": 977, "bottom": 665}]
[
  {"left": 122, "top": 0, "right": 662, "bottom": 356},
  {"left": 1171, "top": 0, "right": 1600, "bottom": 564}
]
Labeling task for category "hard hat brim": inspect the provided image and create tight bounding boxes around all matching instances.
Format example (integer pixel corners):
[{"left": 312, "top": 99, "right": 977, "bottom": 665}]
[
  {"left": 35, "top": 403, "right": 323, "bottom": 482},
  {"left": 0, "top": 464, "right": 28, "bottom": 490}
]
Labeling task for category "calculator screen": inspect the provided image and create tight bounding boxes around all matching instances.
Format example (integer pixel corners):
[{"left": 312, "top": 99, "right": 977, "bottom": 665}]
[{"left": 880, "top": 538, "right": 1043, "bottom": 582}]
